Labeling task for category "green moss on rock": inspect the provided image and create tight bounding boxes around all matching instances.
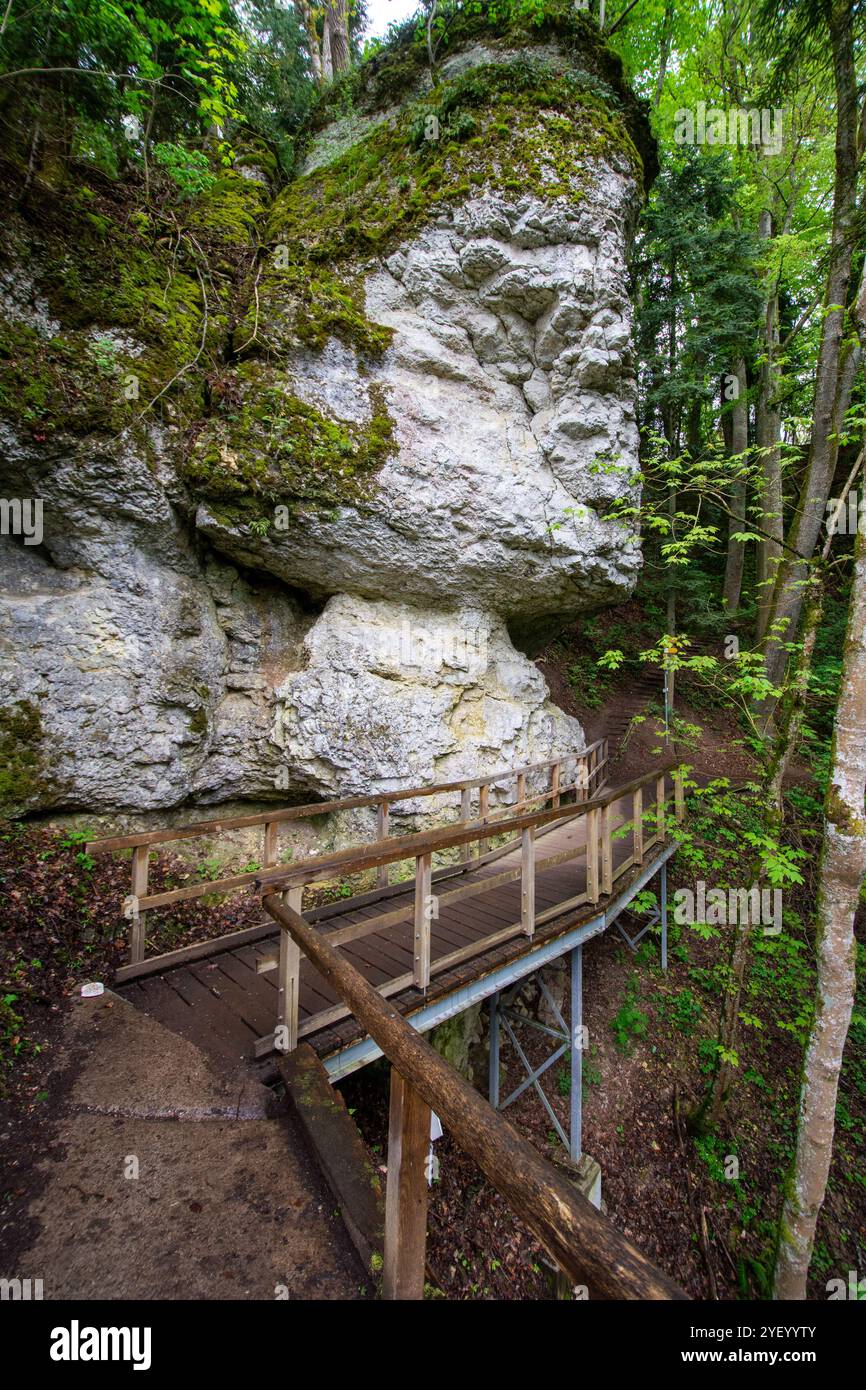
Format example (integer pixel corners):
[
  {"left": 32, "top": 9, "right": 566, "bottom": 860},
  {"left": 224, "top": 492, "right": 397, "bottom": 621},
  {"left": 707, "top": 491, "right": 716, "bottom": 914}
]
[
  {"left": 184, "top": 363, "right": 396, "bottom": 512},
  {"left": 249, "top": 40, "right": 645, "bottom": 394},
  {"left": 270, "top": 55, "right": 643, "bottom": 271},
  {"left": 0, "top": 701, "right": 60, "bottom": 817},
  {"left": 0, "top": 162, "right": 266, "bottom": 437}
]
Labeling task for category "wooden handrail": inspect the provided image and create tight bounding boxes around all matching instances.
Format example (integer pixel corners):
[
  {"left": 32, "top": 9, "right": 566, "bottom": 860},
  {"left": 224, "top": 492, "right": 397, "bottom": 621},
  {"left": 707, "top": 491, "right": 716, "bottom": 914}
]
[
  {"left": 101, "top": 738, "right": 614, "bottom": 969},
  {"left": 126, "top": 759, "right": 657, "bottom": 915},
  {"left": 86, "top": 740, "right": 607, "bottom": 855},
  {"left": 251, "top": 762, "right": 679, "bottom": 896},
  {"left": 262, "top": 892, "right": 688, "bottom": 1301}
]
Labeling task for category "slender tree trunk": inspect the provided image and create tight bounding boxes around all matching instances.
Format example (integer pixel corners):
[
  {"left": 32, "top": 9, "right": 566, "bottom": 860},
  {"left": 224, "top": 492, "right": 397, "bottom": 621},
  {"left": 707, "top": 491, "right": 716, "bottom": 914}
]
[
  {"left": 297, "top": 0, "right": 324, "bottom": 86},
  {"left": 773, "top": 487, "right": 866, "bottom": 1300},
  {"left": 688, "top": 901, "right": 757, "bottom": 1136},
  {"left": 766, "top": 586, "right": 822, "bottom": 814},
  {"left": 653, "top": 1, "right": 674, "bottom": 109},
  {"left": 759, "top": 0, "right": 861, "bottom": 703},
  {"left": 755, "top": 210, "right": 784, "bottom": 641},
  {"left": 723, "top": 359, "right": 748, "bottom": 613}
]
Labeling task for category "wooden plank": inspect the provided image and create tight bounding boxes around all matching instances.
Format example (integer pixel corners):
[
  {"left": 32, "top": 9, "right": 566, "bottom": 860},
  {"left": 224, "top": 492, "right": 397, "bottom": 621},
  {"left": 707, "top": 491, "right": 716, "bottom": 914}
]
[
  {"left": 129, "top": 846, "right": 149, "bottom": 965},
  {"left": 252, "top": 764, "right": 673, "bottom": 896},
  {"left": 87, "top": 740, "right": 608, "bottom": 854},
  {"left": 460, "top": 788, "right": 472, "bottom": 863},
  {"left": 115, "top": 919, "right": 277, "bottom": 984},
  {"left": 127, "top": 767, "right": 646, "bottom": 918},
  {"left": 376, "top": 802, "right": 389, "bottom": 889},
  {"left": 382, "top": 1069, "right": 431, "bottom": 1300},
  {"left": 164, "top": 965, "right": 258, "bottom": 1053},
  {"left": 320, "top": 862, "right": 525, "bottom": 951},
  {"left": 521, "top": 827, "right": 535, "bottom": 938},
  {"left": 189, "top": 958, "right": 275, "bottom": 1038},
  {"left": 656, "top": 774, "right": 666, "bottom": 840},
  {"left": 633, "top": 787, "right": 644, "bottom": 865},
  {"left": 263, "top": 820, "right": 278, "bottom": 867},
  {"left": 601, "top": 804, "right": 613, "bottom": 896},
  {"left": 340, "top": 925, "right": 414, "bottom": 982},
  {"left": 276, "top": 931, "right": 301, "bottom": 1053},
  {"left": 279, "top": 1047, "right": 384, "bottom": 1274},
  {"left": 128, "top": 975, "right": 257, "bottom": 1069},
  {"left": 478, "top": 783, "right": 489, "bottom": 856},
  {"left": 413, "top": 853, "right": 432, "bottom": 991},
  {"left": 586, "top": 808, "right": 599, "bottom": 905}
]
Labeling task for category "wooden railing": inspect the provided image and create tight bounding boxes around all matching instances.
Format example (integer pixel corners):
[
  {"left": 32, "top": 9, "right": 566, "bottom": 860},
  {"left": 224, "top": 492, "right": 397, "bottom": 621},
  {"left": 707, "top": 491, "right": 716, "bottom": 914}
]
[
  {"left": 87, "top": 740, "right": 608, "bottom": 973},
  {"left": 263, "top": 891, "right": 688, "bottom": 1301},
  {"left": 252, "top": 763, "right": 683, "bottom": 1058}
]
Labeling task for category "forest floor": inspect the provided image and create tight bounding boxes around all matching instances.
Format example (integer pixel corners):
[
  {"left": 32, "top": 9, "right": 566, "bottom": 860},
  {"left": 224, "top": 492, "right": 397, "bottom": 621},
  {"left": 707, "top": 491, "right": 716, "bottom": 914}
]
[{"left": 2, "top": 615, "right": 864, "bottom": 1300}]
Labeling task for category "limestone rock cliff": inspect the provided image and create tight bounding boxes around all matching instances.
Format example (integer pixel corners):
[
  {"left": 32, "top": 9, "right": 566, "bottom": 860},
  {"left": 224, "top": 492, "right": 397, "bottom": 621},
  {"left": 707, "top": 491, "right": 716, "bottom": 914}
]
[{"left": 0, "top": 9, "right": 654, "bottom": 824}]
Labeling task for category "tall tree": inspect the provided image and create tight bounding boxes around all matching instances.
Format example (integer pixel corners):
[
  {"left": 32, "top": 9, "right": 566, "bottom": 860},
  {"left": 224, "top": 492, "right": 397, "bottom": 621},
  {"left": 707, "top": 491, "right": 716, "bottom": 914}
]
[
  {"left": 773, "top": 471, "right": 866, "bottom": 1299},
  {"left": 755, "top": 0, "right": 865, "bottom": 709}
]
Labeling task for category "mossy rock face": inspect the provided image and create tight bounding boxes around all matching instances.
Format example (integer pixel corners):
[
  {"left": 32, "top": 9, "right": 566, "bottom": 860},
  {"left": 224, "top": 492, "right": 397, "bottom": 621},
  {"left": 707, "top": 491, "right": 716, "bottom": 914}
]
[
  {"left": 0, "top": 700, "right": 66, "bottom": 816},
  {"left": 311, "top": 2, "right": 655, "bottom": 182},
  {"left": 184, "top": 360, "right": 396, "bottom": 515},
  {"left": 0, "top": 162, "right": 266, "bottom": 444},
  {"left": 196, "top": 19, "right": 652, "bottom": 520}
]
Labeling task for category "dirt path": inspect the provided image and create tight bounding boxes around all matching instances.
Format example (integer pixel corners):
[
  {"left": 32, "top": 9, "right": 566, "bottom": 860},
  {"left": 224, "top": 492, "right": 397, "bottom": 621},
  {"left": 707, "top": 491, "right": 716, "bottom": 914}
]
[{"left": 1, "top": 991, "right": 367, "bottom": 1300}]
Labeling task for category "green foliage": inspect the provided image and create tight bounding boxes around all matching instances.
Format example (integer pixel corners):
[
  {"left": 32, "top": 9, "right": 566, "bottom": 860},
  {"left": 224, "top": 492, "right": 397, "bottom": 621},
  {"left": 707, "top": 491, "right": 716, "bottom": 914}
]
[
  {"left": 659, "top": 987, "right": 704, "bottom": 1036},
  {"left": 153, "top": 143, "right": 216, "bottom": 198},
  {"left": 0, "top": 0, "right": 246, "bottom": 176},
  {"left": 635, "top": 148, "right": 762, "bottom": 438},
  {"left": 611, "top": 972, "right": 649, "bottom": 1053}
]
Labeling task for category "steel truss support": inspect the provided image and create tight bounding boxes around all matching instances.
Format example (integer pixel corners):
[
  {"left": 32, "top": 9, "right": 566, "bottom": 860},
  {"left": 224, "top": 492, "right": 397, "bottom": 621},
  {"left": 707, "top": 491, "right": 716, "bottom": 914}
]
[
  {"left": 488, "top": 945, "right": 584, "bottom": 1163},
  {"left": 614, "top": 859, "right": 668, "bottom": 971}
]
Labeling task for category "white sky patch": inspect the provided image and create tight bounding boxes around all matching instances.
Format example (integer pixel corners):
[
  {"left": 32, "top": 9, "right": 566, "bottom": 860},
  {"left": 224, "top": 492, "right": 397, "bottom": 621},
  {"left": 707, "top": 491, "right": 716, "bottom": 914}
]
[{"left": 363, "top": 0, "right": 421, "bottom": 40}]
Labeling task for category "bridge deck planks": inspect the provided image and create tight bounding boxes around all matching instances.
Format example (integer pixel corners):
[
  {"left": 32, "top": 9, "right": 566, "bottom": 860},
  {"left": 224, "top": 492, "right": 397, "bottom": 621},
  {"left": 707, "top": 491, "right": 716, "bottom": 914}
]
[{"left": 117, "top": 794, "right": 657, "bottom": 1070}]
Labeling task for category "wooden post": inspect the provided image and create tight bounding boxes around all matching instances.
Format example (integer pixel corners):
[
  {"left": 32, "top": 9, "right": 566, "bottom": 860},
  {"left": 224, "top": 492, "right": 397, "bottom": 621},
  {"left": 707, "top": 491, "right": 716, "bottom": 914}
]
[
  {"left": 262, "top": 893, "right": 688, "bottom": 1300},
  {"left": 578, "top": 756, "right": 588, "bottom": 801},
  {"left": 551, "top": 761, "right": 561, "bottom": 810},
  {"left": 382, "top": 1069, "right": 431, "bottom": 1300},
  {"left": 521, "top": 826, "right": 535, "bottom": 937},
  {"left": 377, "top": 801, "right": 390, "bottom": 888},
  {"left": 478, "top": 782, "right": 489, "bottom": 856},
  {"left": 601, "top": 803, "right": 612, "bottom": 896},
  {"left": 129, "top": 846, "right": 149, "bottom": 964},
  {"left": 674, "top": 769, "right": 685, "bottom": 822},
  {"left": 516, "top": 771, "right": 526, "bottom": 811},
  {"left": 276, "top": 884, "right": 303, "bottom": 1053},
  {"left": 633, "top": 787, "right": 644, "bottom": 865},
  {"left": 263, "top": 820, "right": 278, "bottom": 868},
  {"left": 656, "top": 774, "right": 666, "bottom": 841},
  {"left": 460, "top": 787, "right": 472, "bottom": 863},
  {"left": 413, "top": 853, "right": 432, "bottom": 990},
  {"left": 586, "top": 808, "right": 599, "bottom": 905}
]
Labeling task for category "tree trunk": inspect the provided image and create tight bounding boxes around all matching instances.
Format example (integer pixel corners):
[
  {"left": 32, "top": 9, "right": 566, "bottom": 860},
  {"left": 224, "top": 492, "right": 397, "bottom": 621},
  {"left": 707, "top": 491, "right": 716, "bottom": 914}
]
[
  {"left": 755, "top": 210, "right": 784, "bottom": 642},
  {"left": 296, "top": 0, "right": 324, "bottom": 86},
  {"left": 759, "top": 0, "right": 861, "bottom": 704},
  {"left": 722, "top": 359, "right": 748, "bottom": 614},
  {"left": 773, "top": 488, "right": 866, "bottom": 1299},
  {"left": 688, "top": 902, "right": 755, "bottom": 1136},
  {"left": 324, "top": 0, "right": 350, "bottom": 77},
  {"left": 653, "top": 1, "right": 674, "bottom": 109}
]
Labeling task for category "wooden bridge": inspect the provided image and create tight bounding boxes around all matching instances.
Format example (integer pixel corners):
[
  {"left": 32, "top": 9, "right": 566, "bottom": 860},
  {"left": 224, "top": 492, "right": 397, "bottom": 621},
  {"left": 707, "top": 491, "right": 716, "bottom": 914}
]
[
  {"left": 88, "top": 739, "right": 683, "bottom": 1080},
  {"left": 87, "top": 739, "right": 688, "bottom": 1299}
]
